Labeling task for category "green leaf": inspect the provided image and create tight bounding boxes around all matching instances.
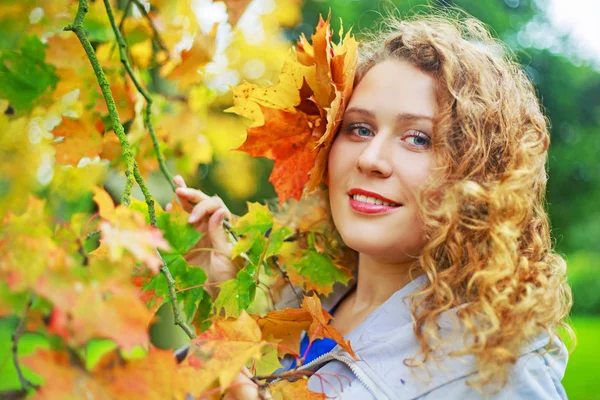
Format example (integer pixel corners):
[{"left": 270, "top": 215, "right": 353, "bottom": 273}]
[
  {"left": 286, "top": 248, "right": 352, "bottom": 296},
  {"left": 157, "top": 206, "right": 203, "bottom": 255},
  {"left": 0, "top": 35, "right": 58, "bottom": 112},
  {"left": 265, "top": 226, "right": 293, "bottom": 259},
  {"left": 193, "top": 291, "right": 213, "bottom": 333},
  {"left": 213, "top": 269, "right": 256, "bottom": 318},
  {"left": 161, "top": 253, "right": 208, "bottom": 323},
  {"left": 250, "top": 344, "right": 284, "bottom": 376},
  {"left": 232, "top": 202, "right": 272, "bottom": 236}
]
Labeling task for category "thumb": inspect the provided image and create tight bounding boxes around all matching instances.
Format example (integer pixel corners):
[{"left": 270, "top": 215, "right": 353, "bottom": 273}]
[{"left": 207, "top": 209, "right": 231, "bottom": 255}]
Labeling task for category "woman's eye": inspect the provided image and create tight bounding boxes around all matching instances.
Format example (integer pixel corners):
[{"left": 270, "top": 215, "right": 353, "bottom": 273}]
[
  {"left": 404, "top": 132, "right": 431, "bottom": 148},
  {"left": 348, "top": 125, "right": 373, "bottom": 138}
]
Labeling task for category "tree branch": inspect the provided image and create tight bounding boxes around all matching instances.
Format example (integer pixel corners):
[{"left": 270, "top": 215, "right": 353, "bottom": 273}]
[
  {"left": 65, "top": 0, "right": 196, "bottom": 340},
  {"left": 102, "top": 0, "right": 176, "bottom": 193},
  {"left": 131, "top": 0, "right": 168, "bottom": 53},
  {"left": 12, "top": 294, "right": 36, "bottom": 392},
  {"left": 64, "top": 1, "right": 135, "bottom": 207}
]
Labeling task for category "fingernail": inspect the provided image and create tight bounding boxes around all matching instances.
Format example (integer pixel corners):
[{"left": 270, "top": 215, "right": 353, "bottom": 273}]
[{"left": 188, "top": 215, "right": 196, "bottom": 223}]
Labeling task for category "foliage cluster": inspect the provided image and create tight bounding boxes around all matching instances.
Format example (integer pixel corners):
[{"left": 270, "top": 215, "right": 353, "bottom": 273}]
[{"left": 0, "top": 0, "right": 358, "bottom": 398}]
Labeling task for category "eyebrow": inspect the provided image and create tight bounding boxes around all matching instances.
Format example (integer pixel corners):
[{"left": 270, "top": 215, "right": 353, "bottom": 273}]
[{"left": 345, "top": 107, "right": 434, "bottom": 123}]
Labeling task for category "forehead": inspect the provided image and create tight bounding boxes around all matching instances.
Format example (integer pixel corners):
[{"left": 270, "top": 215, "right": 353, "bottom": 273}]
[{"left": 348, "top": 59, "right": 437, "bottom": 119}]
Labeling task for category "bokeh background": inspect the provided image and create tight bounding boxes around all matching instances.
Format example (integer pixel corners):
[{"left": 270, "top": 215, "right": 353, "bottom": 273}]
[{"left": 0, "top": 0, "right": 598, "bottom": 397}]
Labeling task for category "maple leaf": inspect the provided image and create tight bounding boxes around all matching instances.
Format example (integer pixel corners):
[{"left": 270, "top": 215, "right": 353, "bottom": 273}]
[
  {"left": 92, "top": 187, "right": 170, "bottom": 273},
  {"left": 0, "top": 35, "right": 59, "bottom": 113},
  {"left": 52, "top": 116, "right": 103, "bottom": 165},
  {"left": 0, "top": 197, "right": 59, "bottom": 291},
  {"left": 184, "top": 311, "right": 268, "bottom": 395},
  {"left": 269, "top": 378, "right": 326, "bottom": 400},
  {"left": 278, "top": 235, "right": 353, "bottom": 296},
  {"left": 37, "top": 282, "right": 152, "bottom": 349},
  {"left": 23, "top": 347, "right": 191, "bottom": 400},
  {"left": 160, "top": 24, "right": 218, "bottom": 89},
  {"left": 227, "top": 15, "right": 358, "bottom": 205},
  {"left": 213, "top": 269, "right": 256, "bottom": 318},
  {"left": 255, "top": 294, "right": 356, "bottom": 360}
]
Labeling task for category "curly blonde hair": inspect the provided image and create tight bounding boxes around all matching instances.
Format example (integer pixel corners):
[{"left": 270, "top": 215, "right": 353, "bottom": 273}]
[{"left": 354, "top": 11, "right": 574, "bottom": 392}]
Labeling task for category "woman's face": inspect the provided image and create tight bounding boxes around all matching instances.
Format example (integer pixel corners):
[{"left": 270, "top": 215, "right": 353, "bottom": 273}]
[{"left": 328, "top": 59, "right": 437, "bottom": 263}]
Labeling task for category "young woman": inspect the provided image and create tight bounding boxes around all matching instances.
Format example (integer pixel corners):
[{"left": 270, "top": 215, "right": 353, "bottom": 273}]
[{"left": 169, "top": 12, "right": 573, "bottom": 400}]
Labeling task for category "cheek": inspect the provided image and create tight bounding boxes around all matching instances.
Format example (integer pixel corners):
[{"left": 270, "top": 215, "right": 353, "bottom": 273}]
[{"left": 394, "top": 156, "right": 434, "bottom": 201}]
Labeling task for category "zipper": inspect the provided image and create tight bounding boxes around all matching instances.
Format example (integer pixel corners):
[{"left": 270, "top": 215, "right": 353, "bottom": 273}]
[{"left": 291, "top": 347, "right": 390, "bottom": 400}]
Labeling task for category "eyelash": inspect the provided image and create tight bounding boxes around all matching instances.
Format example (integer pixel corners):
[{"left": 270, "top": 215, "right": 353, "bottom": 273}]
[{"left": 344, "top": 124, "right": 431, "bottom": 149}]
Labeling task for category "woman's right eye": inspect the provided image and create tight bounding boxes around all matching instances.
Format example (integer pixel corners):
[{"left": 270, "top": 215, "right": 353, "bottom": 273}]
[{"left": 346, "top": 124, "right": 373, "bottom": 138}]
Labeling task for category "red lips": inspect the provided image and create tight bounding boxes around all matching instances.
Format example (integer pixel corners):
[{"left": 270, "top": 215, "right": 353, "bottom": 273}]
[
  {"left": 347, "top": 188, "right": 401, "bottom": 205},
  {"left": 347, "top": 188, "right": 402, "bottom": 215}
]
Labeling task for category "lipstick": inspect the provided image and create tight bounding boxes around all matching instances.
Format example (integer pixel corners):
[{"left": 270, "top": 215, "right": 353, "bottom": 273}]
[{"left": 347, "top": 188, "right": 402, "bottom": 215}]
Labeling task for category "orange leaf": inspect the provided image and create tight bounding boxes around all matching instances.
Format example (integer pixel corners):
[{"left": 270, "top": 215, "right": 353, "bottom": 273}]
[
  {"left": 302, "top": 294, "right": 356, "bottom": 360},
  {"left": 91, "top": 187, "right": 170, "bottom": 273},
  {"left": 160, "top": 25, "right": 218, "bottom": 89},
  {"left": 238, "top": 107, "right": 320, "bottom": 204},
  {"left": 269, "top": 378, "right": 326, "bottom": 400},
  {"left": 23, "top": 348, "right": 189, "bottom": 400},
  {"left": 36, "top": 282, "right": 152, "bottom": 349},
  {"left": 228, "top": 14, "right": 358, "bottom": 205},
  {"left": 185, "top": 311, "right": 268, "bottom": 395},
  {"left": 256, "top": 307, "right": 313, "bottom": 357},
  {"left": 256, "top": 295, "right": 356, "bottom": 360},
  {"left": 52, "top": 117, "right": 103, "bottom": 165}
]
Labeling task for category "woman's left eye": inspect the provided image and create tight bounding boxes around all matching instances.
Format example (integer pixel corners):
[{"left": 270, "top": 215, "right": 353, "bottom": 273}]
[{"left": 404, "top": 131, "right": 431, "bottom": 148}]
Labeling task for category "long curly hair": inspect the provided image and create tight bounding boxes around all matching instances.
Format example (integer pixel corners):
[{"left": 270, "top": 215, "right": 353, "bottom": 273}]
[{"left": 353, "top": 11, "right": 574, "bottom": 392}]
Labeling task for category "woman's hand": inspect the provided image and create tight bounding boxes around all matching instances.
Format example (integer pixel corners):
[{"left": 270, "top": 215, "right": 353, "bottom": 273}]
[
  {"left": 166, "top": 175, "right": 239, "bottom": 296},
  {"left": 222, "top": 368, "right": 272, "bottom": 400}
]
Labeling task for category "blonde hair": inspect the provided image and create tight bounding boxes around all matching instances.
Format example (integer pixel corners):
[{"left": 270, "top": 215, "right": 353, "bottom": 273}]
[{"left": 355, "top": 11, "right": 574, "bottom": 392}]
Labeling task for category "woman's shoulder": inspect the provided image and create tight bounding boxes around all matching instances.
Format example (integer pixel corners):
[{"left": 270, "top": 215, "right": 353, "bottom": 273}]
[{"left": 418, "top": 334, "right": 568, "bottom": 399}]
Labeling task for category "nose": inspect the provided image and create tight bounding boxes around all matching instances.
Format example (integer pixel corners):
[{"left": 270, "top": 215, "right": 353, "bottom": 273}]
[{"left": 356, "top": 134, "right": 393, "bottom": 178}]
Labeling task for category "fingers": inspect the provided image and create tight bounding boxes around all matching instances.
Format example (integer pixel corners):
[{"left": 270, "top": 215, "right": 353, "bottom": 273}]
[
  {"left": 173, "top": 175, "right": 187, "bottom": 188},
  {"left": 188, "top": 196, "right": 231, "bottom": 224},
  {"left": 172, "top": 174, "right": 210, "bottom": 213},
  {"left": 207, "top": 208, "right": 231, "bottom": 254}
]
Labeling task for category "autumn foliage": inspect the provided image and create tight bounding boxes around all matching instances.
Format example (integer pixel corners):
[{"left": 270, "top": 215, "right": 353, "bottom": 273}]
[{"left": 0, "top": 0, "right": 357, "bottom": 398}]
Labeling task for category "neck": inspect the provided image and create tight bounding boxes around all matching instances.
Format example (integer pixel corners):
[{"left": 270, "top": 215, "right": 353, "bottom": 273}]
[{"left": 348, "top": 253, "right": 420, "bottom": 312}]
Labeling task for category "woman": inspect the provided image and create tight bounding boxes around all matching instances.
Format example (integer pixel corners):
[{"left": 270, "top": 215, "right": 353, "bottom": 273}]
[{"left": 169, "top": 12, "right": 573, "bottom": 399}]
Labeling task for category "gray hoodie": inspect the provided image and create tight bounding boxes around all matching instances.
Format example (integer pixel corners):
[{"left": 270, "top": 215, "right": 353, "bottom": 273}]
[{"left": 288, "top": 275, "right": 568, "bottom": 399}]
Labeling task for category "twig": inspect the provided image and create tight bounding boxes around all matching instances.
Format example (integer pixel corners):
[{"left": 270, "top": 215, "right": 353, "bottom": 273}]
[
  {"left": 108, "top": 0, "right": 133, "bottom": 60},
  {"left": 102, "top": 0, "right": 175, "bottom": 193},
  {"left": 159, "top": 255, "right": 197, "bottom": 339},
  {"left": 131, "top": 0, "right": 168, "bottom": 52},
  {"left": 271, "top": 256, "right": 302, "bottom": 306},
  {"left": 65, "top": 0, "right": 196, "bottom": 340},
  {"left": 12, "top": 294, "right": 36, "bottom": 391},
  {"left": 64, "top": 1, "right": 136, "bottom": 207}
]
